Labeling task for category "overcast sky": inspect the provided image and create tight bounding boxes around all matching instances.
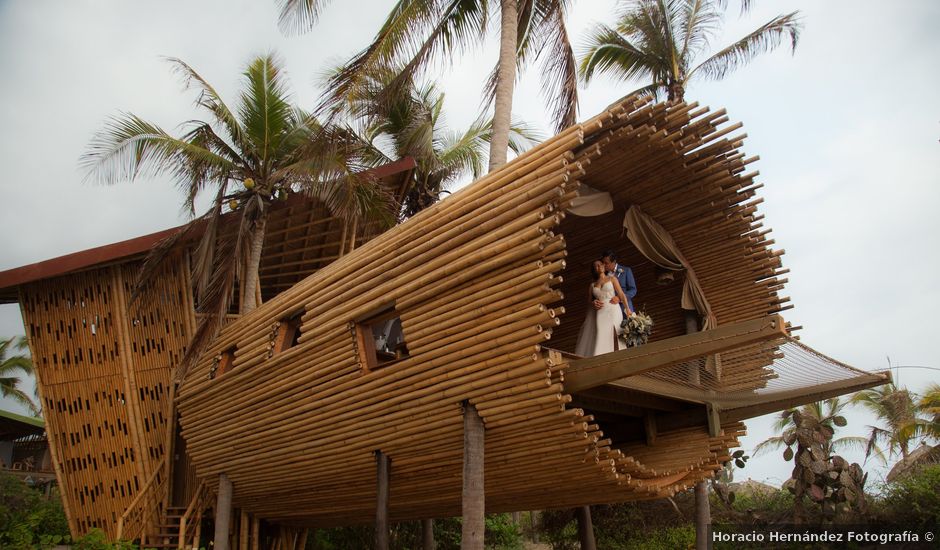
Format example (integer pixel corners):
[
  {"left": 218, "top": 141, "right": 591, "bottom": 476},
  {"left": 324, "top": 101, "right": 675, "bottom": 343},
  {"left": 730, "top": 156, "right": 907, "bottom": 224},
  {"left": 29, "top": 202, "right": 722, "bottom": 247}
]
[{"left": 1, "top": 0, "right": 938, "bottom": 486}]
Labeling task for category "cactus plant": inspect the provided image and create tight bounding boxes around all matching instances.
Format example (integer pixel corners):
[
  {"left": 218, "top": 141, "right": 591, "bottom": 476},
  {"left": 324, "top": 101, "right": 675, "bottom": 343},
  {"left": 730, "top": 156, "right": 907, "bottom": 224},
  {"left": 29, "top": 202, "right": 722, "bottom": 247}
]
[{"left": 779, "top": 409, "right": 867, "bottom": 522}]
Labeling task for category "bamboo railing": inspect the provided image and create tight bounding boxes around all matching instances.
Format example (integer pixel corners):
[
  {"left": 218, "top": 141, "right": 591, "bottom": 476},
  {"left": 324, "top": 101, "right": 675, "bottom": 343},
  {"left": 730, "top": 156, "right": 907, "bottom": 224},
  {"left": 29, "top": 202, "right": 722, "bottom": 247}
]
[
  {"left": 115, "top": 455, "right": 169, "bottom": 543},
  {"left": 177, "top": 479, "right": 211, "bottom": 549}
]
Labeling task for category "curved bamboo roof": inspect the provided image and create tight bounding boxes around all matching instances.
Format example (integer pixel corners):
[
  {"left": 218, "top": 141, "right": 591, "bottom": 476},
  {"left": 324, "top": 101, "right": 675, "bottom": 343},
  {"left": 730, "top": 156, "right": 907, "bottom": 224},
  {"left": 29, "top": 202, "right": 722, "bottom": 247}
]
[{"left": 176, "top": 95, "right": 791, "bottom": 525}]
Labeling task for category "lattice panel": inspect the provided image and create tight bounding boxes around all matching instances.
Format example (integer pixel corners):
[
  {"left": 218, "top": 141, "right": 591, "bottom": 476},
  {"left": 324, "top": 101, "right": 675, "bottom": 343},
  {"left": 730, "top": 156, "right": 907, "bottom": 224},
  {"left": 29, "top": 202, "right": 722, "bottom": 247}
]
[
  {"left": 21, "top": 267, "right": 141, "bottom": 537},
  {"left": 121, "top": 259, "right": 193, "bottom": 470},
  {"left": 20, "top": 257, "right": 193, "bottom": 538}
]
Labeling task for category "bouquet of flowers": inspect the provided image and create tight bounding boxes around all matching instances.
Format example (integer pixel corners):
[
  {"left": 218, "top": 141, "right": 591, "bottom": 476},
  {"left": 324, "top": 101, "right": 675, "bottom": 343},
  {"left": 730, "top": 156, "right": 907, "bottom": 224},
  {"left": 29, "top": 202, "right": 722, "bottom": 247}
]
[{"left": 619, "top": 311, "right": 653, "bottom": 348}]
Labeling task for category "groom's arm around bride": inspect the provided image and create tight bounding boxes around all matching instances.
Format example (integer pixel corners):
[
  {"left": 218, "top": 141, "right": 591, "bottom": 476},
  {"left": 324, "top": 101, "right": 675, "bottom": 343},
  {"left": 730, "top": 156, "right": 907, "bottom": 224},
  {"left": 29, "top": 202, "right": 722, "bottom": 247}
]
[{"left": 602, "top": 250, "right": 637, "bottom": 315}]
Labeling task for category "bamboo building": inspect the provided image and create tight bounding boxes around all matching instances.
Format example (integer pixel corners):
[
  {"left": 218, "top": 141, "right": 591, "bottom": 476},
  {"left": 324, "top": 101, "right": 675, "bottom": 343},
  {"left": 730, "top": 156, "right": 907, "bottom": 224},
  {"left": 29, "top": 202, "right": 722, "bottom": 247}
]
[{"left": 0, "top": 96, "right": 889, "bottom": 548}]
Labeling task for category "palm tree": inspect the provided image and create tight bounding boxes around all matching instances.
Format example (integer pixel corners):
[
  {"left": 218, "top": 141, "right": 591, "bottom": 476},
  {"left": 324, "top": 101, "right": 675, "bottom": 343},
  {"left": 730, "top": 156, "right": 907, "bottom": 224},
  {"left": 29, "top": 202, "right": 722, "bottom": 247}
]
[
  {"left": 901, "top": 383, "right": 940, "bottom": 446},
  {"left": 917, "top": 384, "right": 940, "bottom": 441},
  {"left": 280, "top": 0, "right": 578, "bottom": 172},
  {"left": 337, "top": 66, "right": 540, "bottom": 217},
  {"left": 579, "top": 0, "right": 801, "bottom": 101},
  {"left": 754, "top": 398, "right": 872, "bottom": 460},
  {"left": 82, "top": 54, "right": 390, "bottom": 323},
  {"left": 0, "top": 337, "right": 39, "bottom": 415},
  {"left": 851, "top": 383, "right": 920, "bottom": 462}
]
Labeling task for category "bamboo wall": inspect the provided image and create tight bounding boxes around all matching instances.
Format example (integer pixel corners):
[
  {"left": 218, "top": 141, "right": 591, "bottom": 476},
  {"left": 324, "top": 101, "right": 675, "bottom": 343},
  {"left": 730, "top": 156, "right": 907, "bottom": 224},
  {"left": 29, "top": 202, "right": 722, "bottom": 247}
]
[
  {"left": 175, "top": 95, "right": 763, "bottom": 526},
  {"left": 19, "top": 256, "right": 194, "bottom": 537}
]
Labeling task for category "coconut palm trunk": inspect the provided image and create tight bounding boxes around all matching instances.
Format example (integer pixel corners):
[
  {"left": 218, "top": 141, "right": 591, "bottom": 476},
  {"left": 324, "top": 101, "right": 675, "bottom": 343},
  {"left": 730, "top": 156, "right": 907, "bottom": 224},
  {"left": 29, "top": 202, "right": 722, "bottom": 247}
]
[
  {"left": 487, "top": 0, "right": 519, "bottom": 172},
  {"left": 668, "top": 81, "right": 685, "bottom": 102},
  {"left": 241, "top": 218, "right": 267, "bottom": 314}
]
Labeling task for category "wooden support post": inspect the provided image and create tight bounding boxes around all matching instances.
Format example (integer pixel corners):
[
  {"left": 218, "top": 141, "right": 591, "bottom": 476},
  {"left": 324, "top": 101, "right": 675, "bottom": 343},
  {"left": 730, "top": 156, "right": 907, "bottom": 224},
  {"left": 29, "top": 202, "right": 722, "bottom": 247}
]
[
  {"left": 684, "top": 310, "right": 701, "bottom": 385},
  {"left": 461, "top": 402, "right": 485, "bottom": 549},
  {"left": 576, "top": 506, "right": 597, "bottom": 550},
  {"left": 706, "top": 403, "right": 721, "bottom": 438},
  {"left": 240, "top": 510, "right": 249, "bottom": 550},
  {"left": 214, "top": 474, "right": 233, "bottom": 550},
  {"left": 644, "top": 413, "right": 657, "bottom": 446},
  {"left": 422, "top": 518, "right": 435, "bottom": 550},
  {"left": 375, "top": 450, "right": 390, "bottom": 550},
  {"left": 695, "top": 480, "right": 710, "bottom": 550},
  {"left": 250, "top": 517, "right": 260, "bottom": 550}
]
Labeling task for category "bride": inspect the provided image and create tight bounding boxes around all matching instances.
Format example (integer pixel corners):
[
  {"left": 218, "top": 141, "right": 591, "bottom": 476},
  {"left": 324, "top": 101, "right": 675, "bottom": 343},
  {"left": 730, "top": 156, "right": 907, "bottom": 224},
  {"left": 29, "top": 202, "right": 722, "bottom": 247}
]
[{"left": 575, "top": 259, "right": 634, "bottom": 357}]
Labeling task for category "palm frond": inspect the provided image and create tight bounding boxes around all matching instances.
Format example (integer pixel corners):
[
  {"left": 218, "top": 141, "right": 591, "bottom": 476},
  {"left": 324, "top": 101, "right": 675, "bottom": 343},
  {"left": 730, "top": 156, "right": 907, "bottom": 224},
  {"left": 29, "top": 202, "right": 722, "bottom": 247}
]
[
  {"left": 176, "top": 206, "right": 252, "bottom": 382},
  {"left": 80, "top": 113, "right": 235, "bottom": 189},
  {"left": 379, "top": 0, "right": 490, "bottom": 109},
  {"left": 0, "top": 383, "right": 39, "bottom": 415},
  {"left": 238, "top": 54, "right": 295, "bottom": 171},
  {"left": 626, "top": 81, "right": 663, "bottom": 100},
  {"left": 276, "top": 0, "right": 332, "bottom": 35},
  {"left": 538, "top": 0, "right": 578, "bottom": 131},
  {"left": 752, "top": 435, "right": 787, "bottom": 457},
  {"left": 578, "top": 23, "right": 658, "bottom": 84},
  {"left": 166, "top": 57, "right": 249, "bottom": 154},
  {"left": 437, "top": 120, "right": 490, "bottom": 181},
  {"left": 832, "top": 435, "right": 879, "bottom": 460},
  {"left": 690, "top": 11, "right": 801, "bottom": 81},
  {"left": 319, "top": 0, "right": 485, "bottom": 115},
  {"left": 679, "top": 0, "right": 720, "bottom": 64}
]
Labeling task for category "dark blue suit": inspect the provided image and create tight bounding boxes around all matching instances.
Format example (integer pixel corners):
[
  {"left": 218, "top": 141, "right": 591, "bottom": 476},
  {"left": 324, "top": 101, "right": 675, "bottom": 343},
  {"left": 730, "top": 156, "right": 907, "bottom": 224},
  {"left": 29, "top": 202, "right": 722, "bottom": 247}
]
[{"left": 609, "top": 264, "right": 637, "bottom": 315}]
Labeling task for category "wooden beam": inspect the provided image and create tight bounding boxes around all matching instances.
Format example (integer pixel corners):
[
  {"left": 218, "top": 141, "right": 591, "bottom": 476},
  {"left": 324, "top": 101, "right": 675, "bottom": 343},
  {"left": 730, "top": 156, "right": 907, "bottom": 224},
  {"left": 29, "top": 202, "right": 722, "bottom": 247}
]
[
  {"left": 565, "top": 315, "right": 788, "bottom": 393},
  {"left": 570, "top": 395, "right": 649, "bottom": 417},
  {"left": 375, "top": 451, "right": 390, "bottom": 550},
  {"left": 724, "top": 372, "right": 891, "bottom": 422},
  {"left": 575, "top": 384, "right": 688, "bottom": 412}
]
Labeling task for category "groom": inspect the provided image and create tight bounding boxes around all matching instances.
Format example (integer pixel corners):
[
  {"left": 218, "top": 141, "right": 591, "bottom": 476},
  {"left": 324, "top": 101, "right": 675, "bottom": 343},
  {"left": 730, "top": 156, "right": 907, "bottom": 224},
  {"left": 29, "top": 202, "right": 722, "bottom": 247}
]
[{"left": 599, "top": 249, "right": 637, "bottom": 316}]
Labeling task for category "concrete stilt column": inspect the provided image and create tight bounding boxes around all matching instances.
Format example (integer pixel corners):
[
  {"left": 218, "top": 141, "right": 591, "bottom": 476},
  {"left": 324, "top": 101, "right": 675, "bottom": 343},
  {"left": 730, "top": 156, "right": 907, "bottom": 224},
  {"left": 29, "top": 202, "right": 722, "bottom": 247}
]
[
  {"left": 531, "top": 511, "right": 541, "bottom": 543},
  {"left": 375, "top": 451, "right": 390, "bottom": 550},
  {"left": 576, "top": 506, "right": 596, "bottom": 550},
  {"left": 695, "top": 480, "right": 711, "bottom": 550},
  {"left": 461, "top": 402, "right": 485, "bottom": 549},
  {"left": 422, "top": 518, "right": 435, "bottom": 549},
  {"left": 214, "top": 473, "right": 233, "bottom": 550}
]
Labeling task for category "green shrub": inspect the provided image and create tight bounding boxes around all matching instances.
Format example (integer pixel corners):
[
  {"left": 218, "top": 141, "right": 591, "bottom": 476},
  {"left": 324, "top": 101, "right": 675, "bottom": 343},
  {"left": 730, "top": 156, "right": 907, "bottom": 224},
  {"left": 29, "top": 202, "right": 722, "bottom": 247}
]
[
  {"left": 539, "top": 502, "right": 693, "bottom": 550},
  {"left": 0, "top": 471, "right": 70, "bottom": 549},
  {"left": 715, "top": 487, "right": 795, "bottom": 524},
  {"left": 620, "top": 524, "right": 695, "bottom": 550},
  {"left": 876, "top": 464, "right": 940, "bottom": 529},
  {"left": 71, "top": 528, "right": 137, "bottom": 550},
  {"left": 310, "top": 514, "right": 522, "bottom": 549}
]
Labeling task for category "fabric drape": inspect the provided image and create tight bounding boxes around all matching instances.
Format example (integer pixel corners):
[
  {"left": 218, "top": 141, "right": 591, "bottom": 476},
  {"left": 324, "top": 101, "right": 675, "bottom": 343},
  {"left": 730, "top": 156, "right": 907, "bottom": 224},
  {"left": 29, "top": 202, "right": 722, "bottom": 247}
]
[
  {"left": 622, "top": 205, "right": 717, "bottom": 330},
  {"left": 567, "top": 185, "right": 614, "bottom": 217},
  {"left": 623, "top": 205, "right": 722, "bottom": 378}
]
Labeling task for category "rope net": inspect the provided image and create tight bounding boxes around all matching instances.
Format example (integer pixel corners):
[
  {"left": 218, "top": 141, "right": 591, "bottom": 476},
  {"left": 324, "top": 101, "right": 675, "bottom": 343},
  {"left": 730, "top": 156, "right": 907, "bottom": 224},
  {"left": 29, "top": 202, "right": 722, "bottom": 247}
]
[{"left": 610, "top": 337, "right": 887, "bottom": 417}]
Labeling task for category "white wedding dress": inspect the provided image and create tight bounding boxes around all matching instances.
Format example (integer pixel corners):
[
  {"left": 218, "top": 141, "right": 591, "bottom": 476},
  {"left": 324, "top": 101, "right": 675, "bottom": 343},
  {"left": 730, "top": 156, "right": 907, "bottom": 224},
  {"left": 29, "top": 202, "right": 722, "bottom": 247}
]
[{"left": 574, "top": 280, "right": 624, "bottom": 357}]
